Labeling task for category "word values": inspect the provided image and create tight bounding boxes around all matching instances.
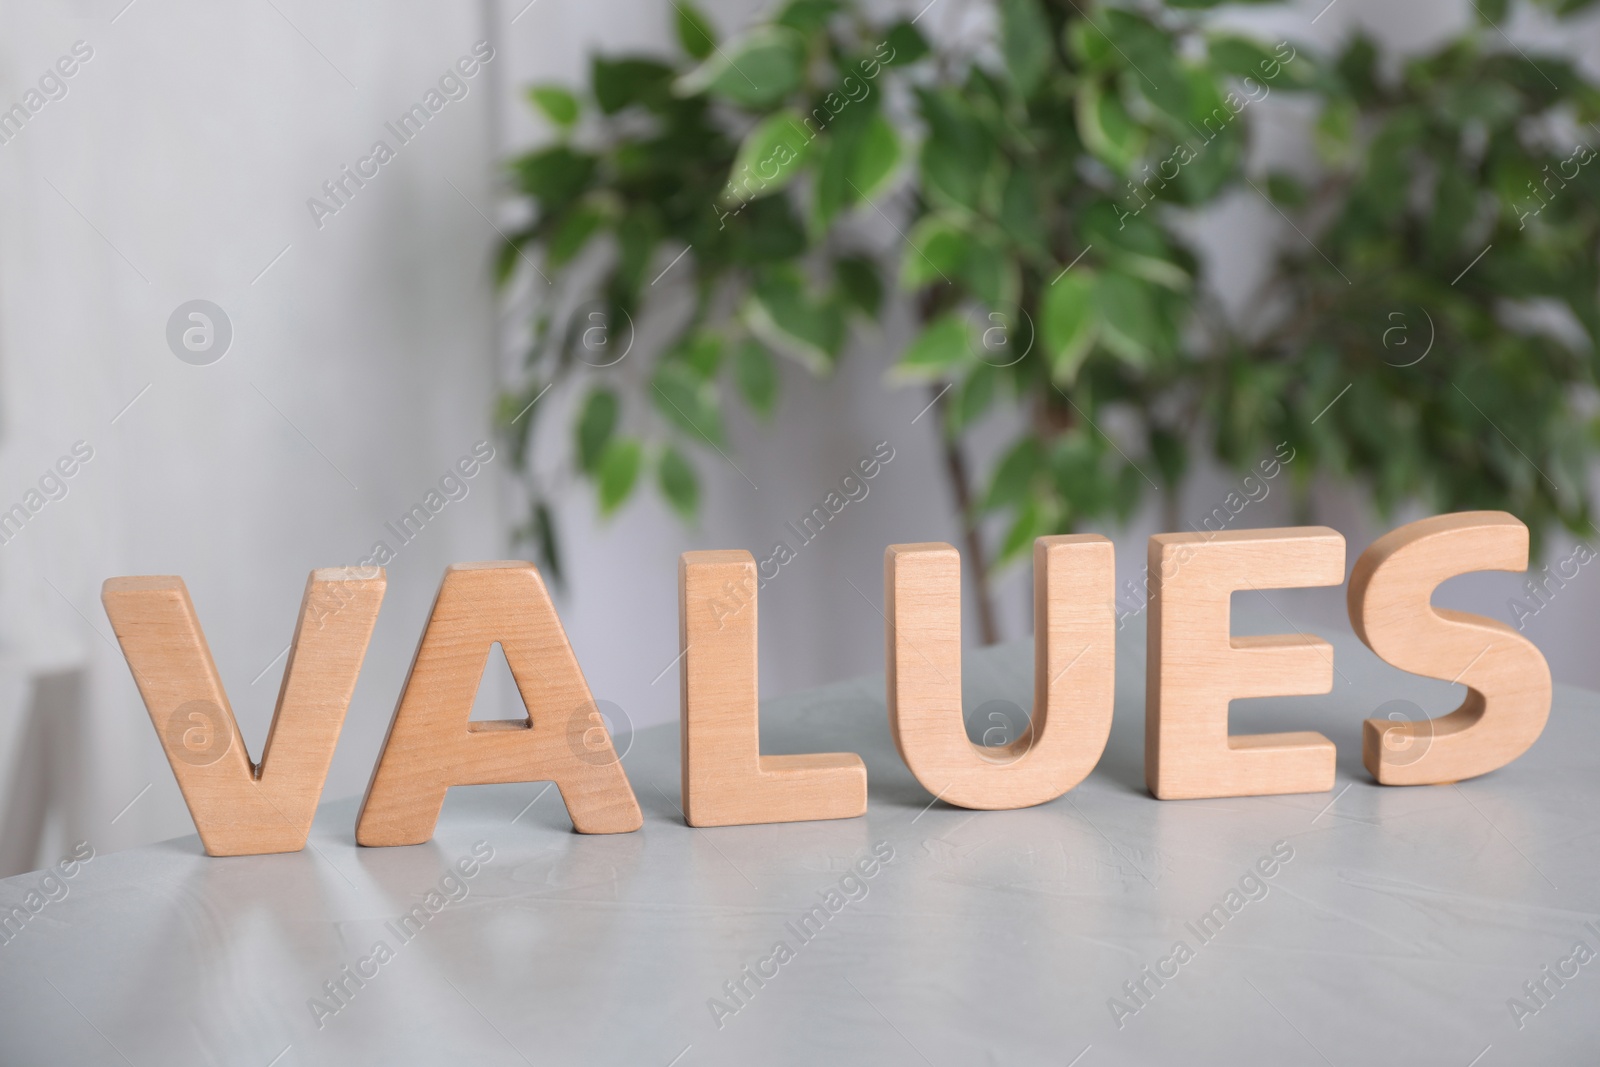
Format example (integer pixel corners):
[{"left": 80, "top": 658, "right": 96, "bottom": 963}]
[{"left": 100, "top": 510, "right": 1553, "bottom": 858}]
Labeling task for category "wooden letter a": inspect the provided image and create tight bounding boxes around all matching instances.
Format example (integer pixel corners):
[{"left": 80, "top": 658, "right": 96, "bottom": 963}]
[
  {"left": 357, "top": 562, "right": 641, "bottom": 846},
  {"left": 102, "top": 568, "right": 385, "bottom": 856}
]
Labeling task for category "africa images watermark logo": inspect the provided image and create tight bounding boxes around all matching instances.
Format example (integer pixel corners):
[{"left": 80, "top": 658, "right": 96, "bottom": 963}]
[
  {"left": 166, "top": 300, "right": 232, "bottom": 365},
  {"left": 705, "top": 441, "right": 897, "bottom": 630},
  {"left": 1106, "top": 840, "right": 1294, "bottom": 1029},
  {"left": 307, "top": 840, "right": 495, "bottom": 1030},
  {"left": 0, "top": 842, "right": 95, "bottom": 947},
  {"left": 306, "top": 42, "right": 495, "bottom": 230},
  {"left": 565, "top": 698, "right": 633, "bottom": 766},
  {"left": 163, "top": 699, "right": 232, "bottom": 767},
  {"left": 706, "top": 841, "right": 896, "bottom": 1030}
]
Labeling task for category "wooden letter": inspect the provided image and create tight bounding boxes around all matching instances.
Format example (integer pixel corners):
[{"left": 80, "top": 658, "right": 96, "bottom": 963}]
[
  {"left": 357, "top": 562, "right": 640, "bottom": 846},
  {"left": 678, "top": 551, "right": 865, "bottom": 826},
  {"left": 1349, "top": 511, "right": 1552, "bottom": 785},
  {"left": 884, "top": 537, "right": 1114, "bottom": 809},
  {"left": 1146, "top": 527, "right": 1344, "bottom": 800},
  {"left": 102, "top": 568, "right": 385, "bottom": 856}
]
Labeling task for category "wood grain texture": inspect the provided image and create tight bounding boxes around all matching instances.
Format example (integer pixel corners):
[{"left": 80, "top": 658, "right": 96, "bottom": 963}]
[
  {"left": 356, "top": 562, "right": 641, "bottom": 846},
  {"left": 678, "top": 550, "right": 866, "bottom": 827},
  {"left": 1145, "top": 527, "right": 1344, "bottom": 800},
  {"left": 1349, "top": 511, "right": 1552, "bottom": 785},
  {"left": 102, "top": 568, "right": 385, "bottom": 856},
  {"left": 884, "top": 537, "right": 1115, "bottom": 810}
]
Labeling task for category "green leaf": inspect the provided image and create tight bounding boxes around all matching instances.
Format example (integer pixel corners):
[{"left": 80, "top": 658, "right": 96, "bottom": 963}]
[
  {"left": 546, "top": 203, "right": 607, "bottom": 268},
  {"left": 511, "top": 146, "right": 596, "bottom": 211},
  {"left": 657, "top": 445, "right": 699, "bottom": 520},
  {"left": 985, "top": 438, "right": 1041, "bottom": 511},
  {"left": 652, "top": 363, "right": 726, "bottom": 447},
  {"left": 1041, "top": 267, "right": 1099, "bottom": 384},
  {"left": 1475, "top": 0, "right": 1509, "bottom": 24},
  {"left": 734, "top": 339, "right": 779, "bottom": 417},
  {"left": 591, "top": 57, "right": 674, "bottom": 114},
  {"left": 848, "top": 113, "right": 902, "bottom": 200},
  {"left": 1075, "top": 81, "right": 1144, "bottom": 174},
  {"left": 596, "top": 438, "right": 643, "bottom": 515},
  {"left": 902, "top": 216, "right": 970, "bottom": 288},
  {"left": 576, "top": 389, "right": 619, "bottom": 473},
  {"left": 677, "top": 27, "right": 805, "bottom": 108},
  {"left": 1099, "top": 9, "right": 1173, "bottom": 70},
  {"left": 813, "top": 157, "right": 846, "bottom": 231},
  {"left": 1174, "top": 120, "right": 1243, "bottom": 202},
  {"left": 962, "top": 239, "right": 1019, "bottom": 310},
  {"left": 674, "top": 1, "right": 716, "bottom": 59},
  {"left": 1181, "top": 65, "right": 1230, "bottom": 133},
  {"left": 614, "top": 210, "right": 658, "bottom": 296},
  {"left": 917, "top": 89, "right": 992, "bottom": 210},
  {"left": 1426, "top": 162, "right": 1476, "bottom": 258},
  {"left": 1000, "top": 0, "right": 1053, "bottom": 98},
  {"left": 1334, "top": 34, "right": 1378, "bottom": 101},
  {"left": 1439, "top": 81, "right": 1522, "bottom": 127},
  {"left": 728, "top": 196, "right": 807, "bottom": 264},
  {"left": 1096, "top": 271, "right": 1160, "bottom": 365},
  {"left": 948, "top": 366, "right": 998, "bottom": 435},
  {"left": 1095, "top": 9, "right": 1189, "bottom": 120},
  {"left": 675, "top": 332, "right": 725, "bottom": 379},
  {"left": 880, "top": 21, "right": 929, "bottom": 67},
  {"left": 835, "top": 255, "right": 883, "bottom": 318},
  {"left": 1265, "top": 173, "right": 1307, "bottom": 208},
  {"left": 723, "top": 110, "right": 813, "bottom": 205},
  {"left": 494, "top": 234, "right": 528, "bottom": 287},
  {"left": 892, "top": 314, "right": 971, "bottom": 383},
  {"left": 1051, "top": 433, "right": 1113, "bottom": 520},
  {"left": 1119, "top": 51, "right": 1190, "bottom": 121},
  {"left": 528, "top": 85, "right": 579, "bottom": 127},
  {"left": 746, "top": 269, "right": 845, "bottom": 373},
  {"left": 1207, "top": 36, "right": 1282, "bottom": 84},
  {"left": 1315, "top": 96, "right": 1358, "bottom": 166},
  {"left": 999, "top": 169, "right": 1042, "bottom": 251},
  {"left": 776, "top": 0, "right": 841, "bottom": 34},
  {"left": 1066, "top": 19, "right": 1116, "bottom": 72},
  {"left": 811, "top": 100, "right": 875, "bottom": 228},
  {"left": 998, "top": 498, "right": 1051, "bottom": 564},
  {"left": 1113, "top": 249, "right": 1191, "bottom": 292}
]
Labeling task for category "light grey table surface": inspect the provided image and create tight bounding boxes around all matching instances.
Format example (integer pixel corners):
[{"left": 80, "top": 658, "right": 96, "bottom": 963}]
[{"left": 2, "top": 610, "right": 1597, "bottom": 1067}]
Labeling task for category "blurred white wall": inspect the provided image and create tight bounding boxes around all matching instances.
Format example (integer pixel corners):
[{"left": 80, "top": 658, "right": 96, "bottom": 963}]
[
  {"left": 0, "top": 0, "right": 507, "bottom": 872},
  {"left": 0, "top": 0, "right": 1597, "bottom": 874}
]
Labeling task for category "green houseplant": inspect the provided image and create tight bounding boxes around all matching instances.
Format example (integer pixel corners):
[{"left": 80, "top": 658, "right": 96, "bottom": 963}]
[{"left": 497, "top": 0, "right": 1600, "bottom": 640}]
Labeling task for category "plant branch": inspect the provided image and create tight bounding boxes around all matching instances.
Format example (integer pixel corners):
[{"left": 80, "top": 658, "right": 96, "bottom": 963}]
[{"left": 933, "top": 383, "right": 1000, "bottom": 647}]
